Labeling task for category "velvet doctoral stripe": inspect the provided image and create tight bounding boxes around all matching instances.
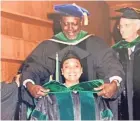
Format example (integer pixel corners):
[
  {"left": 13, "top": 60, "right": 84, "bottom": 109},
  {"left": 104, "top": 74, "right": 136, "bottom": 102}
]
[
  {"left": 31, "top": 109, "right": 48, "bottom": 120},
  {"left": 79, "top": 91, "right": 95, "bottom": 120},
  {"left": 55, "top": 92, "right": 74, "bottom": 120},
  {"left": 101, "top": 109, "right": 113, "bottom": 119}
]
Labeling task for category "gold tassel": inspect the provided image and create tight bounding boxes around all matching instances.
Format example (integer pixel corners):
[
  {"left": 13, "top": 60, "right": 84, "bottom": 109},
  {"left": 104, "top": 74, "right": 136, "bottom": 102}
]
[
  {"left": 49, "top": 75, "right": 53, "bottom": 81},
  {"left": 83, "top": 12, "right": 88, "bottom": 25},
  {"left": 72, "top": 3, "right": 76, "bottom": 6},
  {"left": 132, "top": 7, "right": 140, "bottom": 13},
  {"left": 72, "top": 3, "right": 88, "bottom": 25}
]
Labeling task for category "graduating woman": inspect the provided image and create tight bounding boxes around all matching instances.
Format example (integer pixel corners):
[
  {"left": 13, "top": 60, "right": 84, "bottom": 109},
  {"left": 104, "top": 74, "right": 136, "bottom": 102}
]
[{"left": 30, "top": 46, "right": 113, "bottom": 120}]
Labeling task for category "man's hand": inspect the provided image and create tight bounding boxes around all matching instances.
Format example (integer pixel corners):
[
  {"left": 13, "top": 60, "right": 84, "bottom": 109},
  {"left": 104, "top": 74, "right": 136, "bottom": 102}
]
[
  {"left": 94, "top": 80, "right": 118, "bottom": 98},
  {"left": 15, "top": 74, "right": 21, "bottom": 87},
  {"left": 4, "top": 74, "right": 21, "bottom": 87},
  {"left": 26, "top": 82, "right": 50, "bottom": 98}
]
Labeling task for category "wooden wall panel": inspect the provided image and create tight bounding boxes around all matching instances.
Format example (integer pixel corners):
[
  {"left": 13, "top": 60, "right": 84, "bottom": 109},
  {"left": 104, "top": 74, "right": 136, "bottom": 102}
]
[
  {"left": 1, "top": 1, "right": 54, "bottom": 21},
  {"left": 22, "top": 23, "right": 52, "bottom": 42},
  {"left": 1, "top": 60, "right": 21, "bottom": 82},
  {"left": 1, "top": 14, "right": 53, "bottom": 42},
  {"left": 1, "top": 34, "right": 39, "bottom": 61},
  {"left": 1, "top": 16, "right": 23, "bottom": 38}
]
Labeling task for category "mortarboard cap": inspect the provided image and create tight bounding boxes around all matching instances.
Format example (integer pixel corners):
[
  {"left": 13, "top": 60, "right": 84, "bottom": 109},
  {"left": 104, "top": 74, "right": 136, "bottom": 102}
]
[
  {"left": 47, "top": 12, "right": 61, "bottom": 21},
  {"left": 54, "top": 3, "right": 90, "bottom": 25},
  {"left": 49, "top": 46, "right": 90, "bottom": 64},
  {"left": 112, "top": 7, "right": 140, "bottom": 20},
  {"left": 61, "top": 50, "right": 81, "bottom": 66}
]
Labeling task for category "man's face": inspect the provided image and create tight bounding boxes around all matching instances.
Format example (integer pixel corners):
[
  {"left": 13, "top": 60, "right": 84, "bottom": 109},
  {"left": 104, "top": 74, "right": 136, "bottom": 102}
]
[
  {"left": 60, "top": 16, "right": 82, "bottom": 40},
  {"left": 118, "top": 18, "right": 138, "bottom": 41}
]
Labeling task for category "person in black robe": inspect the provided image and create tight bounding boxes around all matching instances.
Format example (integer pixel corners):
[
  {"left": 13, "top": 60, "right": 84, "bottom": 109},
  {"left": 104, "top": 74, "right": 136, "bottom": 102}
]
[
  {"left": 18, "top": 3, "right": 124, "bottom": 120},
  {"left": 1, "top": 75, "right": 20, "bottom": 120},
  {"left": 112, "top": 7, "right": 140, "bottom": 120}
]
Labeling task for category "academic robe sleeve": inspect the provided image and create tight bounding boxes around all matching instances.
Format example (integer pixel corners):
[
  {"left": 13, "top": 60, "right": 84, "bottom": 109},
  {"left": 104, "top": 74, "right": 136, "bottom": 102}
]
[
  {"left": 20, "top": 40, "right": 59, "bottom": 85},
  {"left": 96, "top": 47, "right": 124, "bottom": 82},
  {"left": 1, "top": 82, "right": 18, "bottom": 120},
  {"left": 97, "top": 47, "right": 124, "bottom": 98},
  {"left": 86, "top": 36, "right": 124, "bottom": 119},
  {"left": 19, "top": 40, "right": 60, "bottom": 107},
  {"left": 87, "top": 36, "right": 124, "bottom": 98}
]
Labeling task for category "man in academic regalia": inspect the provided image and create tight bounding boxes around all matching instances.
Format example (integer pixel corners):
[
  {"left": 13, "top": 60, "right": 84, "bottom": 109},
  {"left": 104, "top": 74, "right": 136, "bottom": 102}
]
[
  {"left": 18, "top": 4, "right": 124, "bottom": 120},
  {"left": 112, "top": 7, "right": 140, "bottom": 120}
]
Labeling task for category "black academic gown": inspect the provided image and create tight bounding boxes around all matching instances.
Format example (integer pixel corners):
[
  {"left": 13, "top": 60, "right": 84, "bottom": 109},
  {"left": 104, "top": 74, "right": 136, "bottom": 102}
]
[
  {"left": 30, "top": 92, "right": 113, "bottom": 120},
  {"left": 19, "top": 34, "right": 124, "bottom": 119},
  {"left": 114, "top": 42, "right": 140, "bottom": 120},
  {"left": 1, "top": 82, "right": 18, "bottom": 120}
]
